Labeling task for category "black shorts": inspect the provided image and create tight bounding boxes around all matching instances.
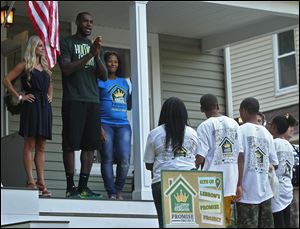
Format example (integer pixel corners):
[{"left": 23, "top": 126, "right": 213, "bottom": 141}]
[{"left": 62, "top": 101, "right": 101, "bottom": 151}]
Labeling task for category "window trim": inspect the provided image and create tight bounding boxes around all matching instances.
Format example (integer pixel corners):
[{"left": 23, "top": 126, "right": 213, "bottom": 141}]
[{"left": 273, "top": 30, "right": 298, "bottom": 97}]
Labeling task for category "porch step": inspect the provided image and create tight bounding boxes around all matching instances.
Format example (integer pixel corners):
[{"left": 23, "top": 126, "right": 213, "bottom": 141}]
[
  {"left": 1, "top": 220, "right": 69, "bottom": 228},
  {"left": 1, "top": 188, "right": 159, "bottom": 228},
  {"left": 38, "top": 198, "right": 158, "bottom": 228},
  {"left": 1, "top": 187, "right": 39, "bottom": 225}
]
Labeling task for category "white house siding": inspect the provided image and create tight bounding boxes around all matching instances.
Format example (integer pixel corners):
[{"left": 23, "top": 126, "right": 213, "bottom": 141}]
[
  {"left": 6, "top": 16, "right": 134, "bottom": 198},
  {"left": 231, "top": 27, "right": 299, "bottom": 118},
  {"left": 159, "top": 35, "right": 225, "bottom": 129}
]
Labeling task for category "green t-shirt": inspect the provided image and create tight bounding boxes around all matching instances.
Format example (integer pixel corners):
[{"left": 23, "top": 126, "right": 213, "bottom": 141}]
[{"left": 59, "top": 35, "right": 104, "bottom": 103}]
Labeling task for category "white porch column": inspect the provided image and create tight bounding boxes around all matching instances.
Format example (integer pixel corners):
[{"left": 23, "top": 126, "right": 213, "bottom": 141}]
[
  {"left": 224, "top": 47, "right": 233, "bottom": 118},
  {"left": 129, "top": 1, "right": 152, "bottom": 200}
]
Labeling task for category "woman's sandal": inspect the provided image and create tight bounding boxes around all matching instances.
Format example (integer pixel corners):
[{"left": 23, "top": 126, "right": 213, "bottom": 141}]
[{"left": 36, "top": 182, "right": 52, "bottom": 197}]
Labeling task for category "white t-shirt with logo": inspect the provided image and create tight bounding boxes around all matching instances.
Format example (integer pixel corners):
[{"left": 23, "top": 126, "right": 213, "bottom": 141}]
[
  {"left": 196, "top": 116, "right": 244, "bottom": 197},
  {"left": 271, "top": 138, "right": 294, "bottom": 213},
  {"left": 144, "top": 125, "right": 200, "bottom": 184},
  {"left": 239, "top": 123, "right": 279, "bottom": 204}
]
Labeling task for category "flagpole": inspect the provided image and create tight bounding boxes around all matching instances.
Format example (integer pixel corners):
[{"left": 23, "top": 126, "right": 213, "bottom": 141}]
[{"left": 1, "top": 1, "right": 16, "bottom": 31}]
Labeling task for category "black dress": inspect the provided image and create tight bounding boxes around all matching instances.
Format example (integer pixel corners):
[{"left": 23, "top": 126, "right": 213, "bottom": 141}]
[{"left": 19, "top": 69, "right": 52, "bottom": 140}]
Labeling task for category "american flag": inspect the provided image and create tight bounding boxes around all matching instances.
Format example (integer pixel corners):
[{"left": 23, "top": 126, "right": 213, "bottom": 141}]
[{"left": 26, "top": 1, "right": 60, "bottom": 69}]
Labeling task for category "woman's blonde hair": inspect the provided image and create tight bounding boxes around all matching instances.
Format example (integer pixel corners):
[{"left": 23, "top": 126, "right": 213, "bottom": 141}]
[{"left": 24, "top": 35, "right": 52, "bottom": 79}]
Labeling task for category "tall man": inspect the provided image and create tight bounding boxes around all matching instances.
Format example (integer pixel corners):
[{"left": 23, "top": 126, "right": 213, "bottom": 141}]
[
  {"left": 58, "top": 12, "right": 107, "bottom": 199},
  {"left": 195, "top": 94, "right": 244, "bottom": 226}
]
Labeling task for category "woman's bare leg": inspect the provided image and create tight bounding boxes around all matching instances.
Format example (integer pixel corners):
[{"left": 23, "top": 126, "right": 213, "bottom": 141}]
[
  {"left": 23, "top": 137, "right": 36, "bottom": 186},
  {"left": 34, "top": 137, "right": 46, "bottom": 185}
]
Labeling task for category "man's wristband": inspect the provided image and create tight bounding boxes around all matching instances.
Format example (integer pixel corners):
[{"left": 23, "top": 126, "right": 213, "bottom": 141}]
[{"left": 18, "top": 95, "right": 23, "bottom": 101}]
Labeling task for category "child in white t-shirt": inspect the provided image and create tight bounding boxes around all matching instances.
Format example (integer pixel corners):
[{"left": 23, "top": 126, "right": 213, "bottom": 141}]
[
  {"left": 283, "top": 115, "right": 299, "bottom": 228},
  {"left": 196, "top": 94, "right": 244, "bottom": 225},
  {"left": 195, "top": 94, "right": 244, "bottom": 226},
  {"left": 269, "top": 114, "right": 296, "bottom": 228},
  {"left": 144, "top": 97, "right": 200, "bottom": 228},
  {"left": 237, "top": 97, "right": 278, "bottom": 228}
]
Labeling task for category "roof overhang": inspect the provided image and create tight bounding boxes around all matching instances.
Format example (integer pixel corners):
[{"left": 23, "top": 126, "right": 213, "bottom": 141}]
[{"left": 3, "top": 1, "right": 299, "bottom": 51}]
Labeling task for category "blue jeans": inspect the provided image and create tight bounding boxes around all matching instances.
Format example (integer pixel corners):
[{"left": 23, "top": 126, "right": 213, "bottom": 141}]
[{"left": 101, "top": 124, "right": 131, "bottom": 196}]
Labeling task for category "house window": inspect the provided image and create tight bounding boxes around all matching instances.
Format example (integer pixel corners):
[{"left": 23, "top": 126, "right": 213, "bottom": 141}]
[{"left": 273, "top": 30, "right": 298, "bottom": 95}]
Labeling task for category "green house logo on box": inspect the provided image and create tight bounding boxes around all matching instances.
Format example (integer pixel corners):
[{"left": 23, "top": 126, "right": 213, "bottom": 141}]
[
  {"left": 164, "top": 175, "right": 198, "bottom": 227},
  {"left": 172, "top": 187, "right": 191, "bottom": 213}
]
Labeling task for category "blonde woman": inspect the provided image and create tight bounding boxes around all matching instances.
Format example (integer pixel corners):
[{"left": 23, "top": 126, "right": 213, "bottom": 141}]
[{"left": 2, "top": 35, "right": 53, "bottom": 197}]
